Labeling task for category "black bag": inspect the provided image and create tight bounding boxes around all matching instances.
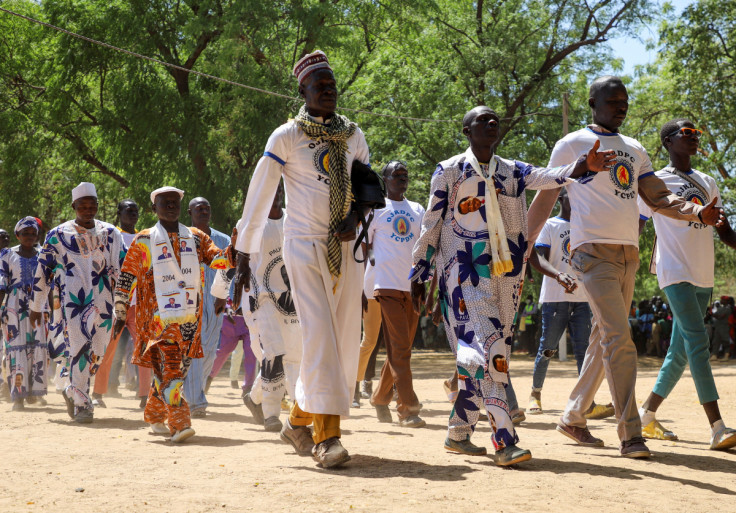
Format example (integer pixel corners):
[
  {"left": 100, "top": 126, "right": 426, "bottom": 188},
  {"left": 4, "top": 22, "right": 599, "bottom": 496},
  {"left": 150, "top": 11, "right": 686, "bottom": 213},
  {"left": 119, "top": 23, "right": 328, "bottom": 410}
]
[{"left": 351, "top": 160, "right": 386, "bottom": 265}]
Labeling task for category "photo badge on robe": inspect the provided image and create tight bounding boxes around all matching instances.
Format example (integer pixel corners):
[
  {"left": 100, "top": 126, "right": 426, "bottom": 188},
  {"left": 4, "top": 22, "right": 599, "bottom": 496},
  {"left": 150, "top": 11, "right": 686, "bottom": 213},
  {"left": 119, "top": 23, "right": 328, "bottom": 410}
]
[
  {"left": 263, "top": 255, "right": 296, "bottom": 316},
  {"left": 450, "top": 168, "right": 489, "bottom": 240}
]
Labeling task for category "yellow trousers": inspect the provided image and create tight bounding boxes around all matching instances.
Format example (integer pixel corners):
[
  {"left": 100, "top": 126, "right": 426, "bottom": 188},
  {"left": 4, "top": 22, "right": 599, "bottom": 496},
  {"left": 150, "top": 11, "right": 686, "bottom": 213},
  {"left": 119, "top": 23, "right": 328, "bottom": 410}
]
[
  {"left": 356, "top": 298, "right": 382, "bottom": 381},
  {"left": 289, "top": 401, "right": 340, "bottom": 444}
]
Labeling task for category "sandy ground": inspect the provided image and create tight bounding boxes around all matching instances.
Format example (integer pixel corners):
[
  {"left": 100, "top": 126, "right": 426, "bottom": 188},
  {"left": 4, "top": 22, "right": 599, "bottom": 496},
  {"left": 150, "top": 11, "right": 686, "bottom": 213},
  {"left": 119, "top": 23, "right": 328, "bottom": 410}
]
[{"left": 2, "top": 351, "right": 735, "bottom": 513}]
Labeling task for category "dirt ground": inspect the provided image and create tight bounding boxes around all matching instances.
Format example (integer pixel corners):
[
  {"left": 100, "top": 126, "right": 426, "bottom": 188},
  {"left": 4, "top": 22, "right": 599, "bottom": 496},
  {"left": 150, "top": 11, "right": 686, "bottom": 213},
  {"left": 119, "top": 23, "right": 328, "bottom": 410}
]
[{"left": 2, "top": 351, "right": 735, "bottom": 513}]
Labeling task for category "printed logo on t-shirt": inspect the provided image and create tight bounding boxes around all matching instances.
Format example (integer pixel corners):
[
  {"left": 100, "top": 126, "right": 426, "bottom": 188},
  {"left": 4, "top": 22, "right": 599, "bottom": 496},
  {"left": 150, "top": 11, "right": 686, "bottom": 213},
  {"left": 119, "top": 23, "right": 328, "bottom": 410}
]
[
  {"left": 561, "top": 236, "right": 571, "bottom": 259},
  {"left": 386, "top": 209, "right": 416, "bottom": 242},
  {"left": 609, "top": 160, "right": 635, "bottom": 200},
  {"left": 674, "top": 182, "right": 709, "bottom": 230},
  {"left": 312, "top": 145, "right": 331, "bottom": 185}
]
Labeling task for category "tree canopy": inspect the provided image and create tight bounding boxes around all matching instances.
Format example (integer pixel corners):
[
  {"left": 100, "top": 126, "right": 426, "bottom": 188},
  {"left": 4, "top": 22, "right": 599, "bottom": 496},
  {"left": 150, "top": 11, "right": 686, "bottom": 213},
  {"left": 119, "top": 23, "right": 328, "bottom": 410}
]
[{"left": 1, "top": 0, "right": 734, "bottom": 300}]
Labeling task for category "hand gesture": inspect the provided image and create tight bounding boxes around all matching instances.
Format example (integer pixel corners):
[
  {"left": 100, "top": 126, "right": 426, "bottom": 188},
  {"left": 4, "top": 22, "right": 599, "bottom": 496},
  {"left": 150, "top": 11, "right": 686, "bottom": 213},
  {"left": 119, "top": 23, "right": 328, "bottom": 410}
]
[
  {"left": 699, "top": 197, "right": 725, "bottom": 227},
  {"left": 232, "top": 252, "right": 251, "bottom": 310},
  {"left": 585, "top": 140, "right": 617, "bottom": 172}
]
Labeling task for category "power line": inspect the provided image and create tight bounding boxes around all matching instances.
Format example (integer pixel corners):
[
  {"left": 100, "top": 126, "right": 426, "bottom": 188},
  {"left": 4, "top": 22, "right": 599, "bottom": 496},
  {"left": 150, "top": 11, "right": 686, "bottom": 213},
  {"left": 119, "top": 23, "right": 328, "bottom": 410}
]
[{"left": 0, "top": 6, "right": 457, "bottom": 124}]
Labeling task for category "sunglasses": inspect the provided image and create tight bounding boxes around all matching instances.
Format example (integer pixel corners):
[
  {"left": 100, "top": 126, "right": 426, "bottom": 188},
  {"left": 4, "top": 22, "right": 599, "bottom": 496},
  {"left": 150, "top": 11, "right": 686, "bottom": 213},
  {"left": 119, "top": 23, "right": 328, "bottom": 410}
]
[{"left": 666, "top": 127, "right": 703, "bottom": 138}]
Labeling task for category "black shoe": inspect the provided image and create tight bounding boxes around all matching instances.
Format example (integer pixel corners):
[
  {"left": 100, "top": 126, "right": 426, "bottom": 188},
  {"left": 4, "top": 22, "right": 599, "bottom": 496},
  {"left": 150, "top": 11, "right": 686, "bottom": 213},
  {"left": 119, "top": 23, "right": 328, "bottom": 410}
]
[{"left": 73, "top": 407, "right": 94, "bottom": 424}]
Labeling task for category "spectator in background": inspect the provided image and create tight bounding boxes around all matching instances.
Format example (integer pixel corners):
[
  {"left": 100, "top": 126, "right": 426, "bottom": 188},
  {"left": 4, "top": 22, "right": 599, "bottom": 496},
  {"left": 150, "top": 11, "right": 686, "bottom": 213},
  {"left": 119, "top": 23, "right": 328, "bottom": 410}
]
[{"left": 710, "top": 298, "right": 731, "bottom": 360}]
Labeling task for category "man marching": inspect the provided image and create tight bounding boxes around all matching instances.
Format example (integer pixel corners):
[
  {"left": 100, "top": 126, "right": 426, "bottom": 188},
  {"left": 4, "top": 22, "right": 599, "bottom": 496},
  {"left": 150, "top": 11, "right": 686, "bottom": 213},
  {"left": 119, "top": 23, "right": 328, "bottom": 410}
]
[
  {"left": 113, "top": 187, "right": 235, "bottom": 443},
  {"left": 232, "top": 51, "right": 369, "bottom": 468}
]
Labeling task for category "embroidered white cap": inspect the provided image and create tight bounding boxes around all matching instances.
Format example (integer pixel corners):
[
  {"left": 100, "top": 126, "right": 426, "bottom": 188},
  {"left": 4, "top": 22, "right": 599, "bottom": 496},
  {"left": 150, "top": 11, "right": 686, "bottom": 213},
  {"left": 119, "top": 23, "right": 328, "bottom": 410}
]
[
  {"left": 293, "top": 50, "right": 332, "bottom": 84},
  {"left": 150, "top": 186, "right": 185, "bottom": 204},
  {"left": 71, "top": 182, "right": 97, "bottom": 202}
]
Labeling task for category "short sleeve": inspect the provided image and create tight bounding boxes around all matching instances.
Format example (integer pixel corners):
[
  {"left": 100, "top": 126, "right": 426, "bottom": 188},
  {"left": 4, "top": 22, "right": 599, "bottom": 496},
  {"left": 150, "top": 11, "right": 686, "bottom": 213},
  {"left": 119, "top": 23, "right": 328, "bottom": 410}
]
[
  {"left": 535, "top": 221, "right": 552, "bottom": 248},
  {"left": 638, "top": 194, "right": 652, "bottom": 221},
  {"left": 547, "top": 139, "right": 578, "bottom": 168}
]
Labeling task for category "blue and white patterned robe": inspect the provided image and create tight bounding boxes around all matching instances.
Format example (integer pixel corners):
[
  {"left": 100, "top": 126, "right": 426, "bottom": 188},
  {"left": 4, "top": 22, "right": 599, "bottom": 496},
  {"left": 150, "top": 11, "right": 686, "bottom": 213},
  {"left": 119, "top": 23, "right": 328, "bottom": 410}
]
[
  {"left": 31, "top": 220, "right": 125, "bottom": 409},
  {"left": 410, "top": 151, "right": 578, "bottom": 449}
]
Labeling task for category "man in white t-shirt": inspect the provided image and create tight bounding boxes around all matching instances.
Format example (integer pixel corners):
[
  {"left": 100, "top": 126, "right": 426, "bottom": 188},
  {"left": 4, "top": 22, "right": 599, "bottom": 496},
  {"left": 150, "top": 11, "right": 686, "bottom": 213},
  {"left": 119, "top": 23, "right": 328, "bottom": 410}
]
[
  {"left": 231, "top": 51, "right": 369, "bottom": 468},
  {"left": 637, "top": 118, "right": 736, "bottom": 451},
  {"left": 545, "top": 76, "right": 724, "bottom": 459},
  {"left": 368, "top": 161, "right": 426, "bottom": 427}
]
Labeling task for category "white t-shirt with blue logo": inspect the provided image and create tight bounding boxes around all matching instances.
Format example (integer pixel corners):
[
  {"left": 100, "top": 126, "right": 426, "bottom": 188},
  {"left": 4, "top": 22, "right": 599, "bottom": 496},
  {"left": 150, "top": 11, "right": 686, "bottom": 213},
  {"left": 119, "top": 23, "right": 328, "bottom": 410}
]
[
  {"left": 638, "top": 168, "right": 721, "bottom": 289},
  {"left": 367, "top": 198, "right": 425, "bottom": 293},
  {"left": 535, "top": 216, "right": 588, "bottom": 303},
  {"left": 550, "top": 127, "right": 654, "bottom": 250}
]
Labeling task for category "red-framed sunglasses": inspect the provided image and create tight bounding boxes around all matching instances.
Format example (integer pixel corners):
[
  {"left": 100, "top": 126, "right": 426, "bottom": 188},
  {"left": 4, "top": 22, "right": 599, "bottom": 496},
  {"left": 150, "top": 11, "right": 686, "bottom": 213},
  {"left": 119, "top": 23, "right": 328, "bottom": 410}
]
[{"left": 666, "top": 127, "right": 703, "bottom": 138}]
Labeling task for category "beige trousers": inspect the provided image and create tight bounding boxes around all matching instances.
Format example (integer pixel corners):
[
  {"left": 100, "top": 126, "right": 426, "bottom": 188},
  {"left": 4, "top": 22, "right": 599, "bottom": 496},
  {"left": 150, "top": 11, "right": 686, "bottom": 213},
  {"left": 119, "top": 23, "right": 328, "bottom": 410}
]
[{"left": 561, "top": 243, "right": 641, "bottom": 442}]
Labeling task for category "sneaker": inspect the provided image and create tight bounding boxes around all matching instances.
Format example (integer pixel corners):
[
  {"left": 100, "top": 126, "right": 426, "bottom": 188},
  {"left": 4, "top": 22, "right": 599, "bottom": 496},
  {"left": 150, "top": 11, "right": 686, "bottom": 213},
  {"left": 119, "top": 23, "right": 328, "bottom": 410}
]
[
  {"left": 585, "top": 403, "right": 615, "bottom": 420},
  {"left": 375, "top": 404, "right": 393, "bottom": 423},
  {"left": 444, "top": 436, "right": 487, "bottom": 456},
  {"left": 360, "top": 380, "right": 372, "bottom": 399},
  {"left": 242, "top": 392, "right": 265, "bottom": 424},
  {"left": 91, "top": 393, "right": 107, "bottom": 408},
  {"left": 710, "top": 427, "right": 736, "bottom": 450},
  {"left": 280, "top": 419, "right": 314, "bottom": 456},
  {"left": 642, "top": 419, "right": 678, "bottom": 441},
  {"left": 620, "top": 436, "right": 651, "bottom": 458},
  {"left": 73, "top": 407, "right": 94, "bottom": 424},
  {"left": 556, "top": 422, "right": 605, "bottom": 447},
  {"left": 12, "top": 399, "right": 24, "bottom": 411},
  {"left": 399, "top": 415, "right": 426, "bottom": 428},
  {"left": 510, "top": 409, "right": 526, "bottom": 425},
  {"left": 150, "top": 422, "right": 170, "bottom": 435},
  {"left": 264, "top": 416, "right": 283, "bottom": 433},
  {"left": 230, "top": 380, "right": 240, "bottom": 389},
  {"left": 61, "top": 390, "right": 75, "bottom": 419},
  {"left": 191, "top": 408, "right": 207, "bottom": 418},
  {"left": 312, "top": 437, "right": 350, "bottom": 468},
  {"left": 171, "top": 427, "right": 196, "bottom": 443},
  {"left": 495, "top": 444, "right": 532, "bottom": 466}
]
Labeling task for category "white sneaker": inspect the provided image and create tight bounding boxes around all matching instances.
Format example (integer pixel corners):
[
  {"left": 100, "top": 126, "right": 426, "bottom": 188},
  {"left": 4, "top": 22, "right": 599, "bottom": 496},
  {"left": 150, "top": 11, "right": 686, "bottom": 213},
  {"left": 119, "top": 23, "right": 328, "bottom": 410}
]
[
  {"left": 150, "top": 422, "right": 170, "bottom": 435},
  {"left": 710, "top": 427, "right": 736, "bottom": 450},
  {"left": 171, "top": 427, "right": 195, "bottom": 443}
]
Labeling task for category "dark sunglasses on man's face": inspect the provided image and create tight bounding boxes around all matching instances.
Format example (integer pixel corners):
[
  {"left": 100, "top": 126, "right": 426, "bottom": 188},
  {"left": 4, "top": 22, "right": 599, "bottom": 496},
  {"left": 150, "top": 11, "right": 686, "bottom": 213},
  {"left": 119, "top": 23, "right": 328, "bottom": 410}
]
[{"left": 667, "top": 127, "right": 703, "bottom": 138}]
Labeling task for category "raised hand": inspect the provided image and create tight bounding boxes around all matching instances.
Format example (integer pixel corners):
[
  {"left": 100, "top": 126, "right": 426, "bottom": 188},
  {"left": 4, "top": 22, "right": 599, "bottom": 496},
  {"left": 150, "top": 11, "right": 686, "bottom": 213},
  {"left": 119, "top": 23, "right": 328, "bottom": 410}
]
[
  {"left": 699, "top": 197, "right": 725, "bottom": 227},
  {"left": 585, "top": 139, "right": 617, "bottom": 172}
]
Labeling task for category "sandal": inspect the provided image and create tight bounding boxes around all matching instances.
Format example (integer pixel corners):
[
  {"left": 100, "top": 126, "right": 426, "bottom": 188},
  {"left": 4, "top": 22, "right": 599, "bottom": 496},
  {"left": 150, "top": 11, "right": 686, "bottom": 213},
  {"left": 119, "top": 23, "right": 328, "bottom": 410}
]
[{"left": 527, "top": 396, "right": 543, "bottom": 415}]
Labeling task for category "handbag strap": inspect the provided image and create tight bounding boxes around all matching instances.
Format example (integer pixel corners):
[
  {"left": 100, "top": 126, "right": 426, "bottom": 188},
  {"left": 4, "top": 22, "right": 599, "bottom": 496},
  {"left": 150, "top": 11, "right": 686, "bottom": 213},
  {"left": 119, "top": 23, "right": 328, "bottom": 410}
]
[{"left": 353, "top": 209, "right": 375, "bottom": 265}]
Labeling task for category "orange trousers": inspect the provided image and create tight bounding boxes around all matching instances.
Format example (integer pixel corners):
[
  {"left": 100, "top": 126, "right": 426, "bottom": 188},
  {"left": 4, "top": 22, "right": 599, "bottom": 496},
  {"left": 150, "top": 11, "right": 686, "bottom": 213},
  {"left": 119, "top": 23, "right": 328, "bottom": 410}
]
[
  {"left": 289, "top": 401, "right": 340, "bottom": 444},
  {"left": 143, "top": 341, "right": 190, "bottom": 434}
]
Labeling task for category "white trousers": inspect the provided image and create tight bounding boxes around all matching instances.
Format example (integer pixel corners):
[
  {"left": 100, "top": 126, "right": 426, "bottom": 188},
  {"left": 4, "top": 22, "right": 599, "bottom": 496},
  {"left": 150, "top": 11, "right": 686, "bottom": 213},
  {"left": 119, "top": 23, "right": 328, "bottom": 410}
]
[{"left": 283, "top": 237, "right": 362, "bottom": 416}]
